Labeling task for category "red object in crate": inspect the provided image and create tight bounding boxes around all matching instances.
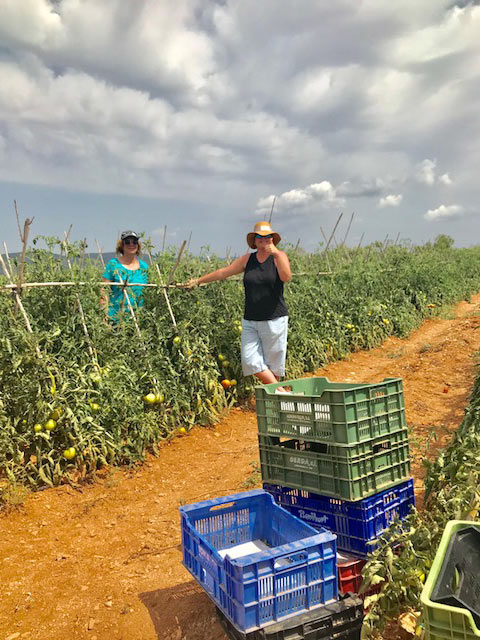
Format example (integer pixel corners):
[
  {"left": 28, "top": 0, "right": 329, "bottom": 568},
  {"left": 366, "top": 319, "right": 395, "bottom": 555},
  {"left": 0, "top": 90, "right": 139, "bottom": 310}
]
[
  {"left": 337, "top": 551, "right": 381, "bottom": 608},
  {"left": 337, "top": 552, "right": 365, "bottom": 595}
]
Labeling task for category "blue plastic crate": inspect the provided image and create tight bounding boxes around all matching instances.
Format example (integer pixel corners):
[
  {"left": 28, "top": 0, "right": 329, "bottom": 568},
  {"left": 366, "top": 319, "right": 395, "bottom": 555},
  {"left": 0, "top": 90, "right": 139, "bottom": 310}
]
[
  {"left": 180, "top": 489, "right": 338, "bottom": 633},
  {"left": 264, "top": 479, "right": 415, "bottom": 557}
]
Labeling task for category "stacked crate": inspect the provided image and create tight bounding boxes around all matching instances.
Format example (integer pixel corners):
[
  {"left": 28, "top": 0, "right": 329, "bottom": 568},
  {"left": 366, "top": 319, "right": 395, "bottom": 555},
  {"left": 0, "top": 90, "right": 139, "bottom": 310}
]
[
  {"left": 180, "top": 489, "right": 365, "bottom": 639},
  {"left": 256, "top": 377, "right": 415, "bottom": 599}
]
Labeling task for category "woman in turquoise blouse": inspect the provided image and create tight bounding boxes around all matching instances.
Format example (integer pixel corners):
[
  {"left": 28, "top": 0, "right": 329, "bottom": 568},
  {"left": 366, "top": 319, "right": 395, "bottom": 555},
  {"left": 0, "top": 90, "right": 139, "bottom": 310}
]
[{"left": 100, "top": 230, "right": 148, "bottom": 321}]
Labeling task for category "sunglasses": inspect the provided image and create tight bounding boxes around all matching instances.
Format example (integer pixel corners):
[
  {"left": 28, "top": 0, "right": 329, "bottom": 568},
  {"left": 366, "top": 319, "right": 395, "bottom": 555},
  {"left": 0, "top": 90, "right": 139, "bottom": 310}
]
[
  {"left": 123, "top": 238, "right": 139, "bottom": 245},
  {"left": 256, "top": 233, "right": 273, "bottom": 239}
]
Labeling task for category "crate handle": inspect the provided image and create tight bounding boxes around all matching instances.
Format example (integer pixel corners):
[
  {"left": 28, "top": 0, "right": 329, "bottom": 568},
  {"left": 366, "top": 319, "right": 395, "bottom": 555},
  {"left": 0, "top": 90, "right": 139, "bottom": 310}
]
[
  {"left": 273, "top": 550, "right": 307, "bottom": 571},
  {"left": 373, "top": 440, "right": 392, "bottom": 453},
  {"left": 210, "top": 502, "right": 235, "bottom": 511}
]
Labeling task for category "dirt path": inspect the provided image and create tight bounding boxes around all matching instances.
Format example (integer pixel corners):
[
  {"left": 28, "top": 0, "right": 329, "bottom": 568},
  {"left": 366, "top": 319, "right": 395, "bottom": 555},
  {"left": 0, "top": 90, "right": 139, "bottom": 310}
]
[{"left": 2, "top": 296, "right": 480, "bottom": 640}]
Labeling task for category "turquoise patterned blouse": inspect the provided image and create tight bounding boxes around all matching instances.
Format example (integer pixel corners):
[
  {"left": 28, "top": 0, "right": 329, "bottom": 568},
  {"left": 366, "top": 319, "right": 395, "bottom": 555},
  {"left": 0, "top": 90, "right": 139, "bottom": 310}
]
[{"left": 102, "top": 258, "right": 149, "bottom": 320}]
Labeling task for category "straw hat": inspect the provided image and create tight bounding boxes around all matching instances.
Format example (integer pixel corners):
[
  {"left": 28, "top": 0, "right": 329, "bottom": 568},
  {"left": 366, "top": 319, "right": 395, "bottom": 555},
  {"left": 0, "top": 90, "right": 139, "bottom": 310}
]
[{"left": 246, "top": 221, "right": 281, "bottom": 249}]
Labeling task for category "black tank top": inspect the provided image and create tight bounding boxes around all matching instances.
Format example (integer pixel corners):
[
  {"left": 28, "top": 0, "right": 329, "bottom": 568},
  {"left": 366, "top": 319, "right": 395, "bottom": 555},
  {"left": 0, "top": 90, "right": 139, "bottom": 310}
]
[{"left": 243, "top": 253, "right": 288, "bottom": 321}]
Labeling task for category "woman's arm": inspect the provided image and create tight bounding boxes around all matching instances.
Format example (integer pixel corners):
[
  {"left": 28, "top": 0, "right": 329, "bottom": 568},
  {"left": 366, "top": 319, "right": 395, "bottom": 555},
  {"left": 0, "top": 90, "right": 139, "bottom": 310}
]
[
  {"left": 190, "top": 254, "right": 249, "bottom": 287},
  {"left": 264, "top": 245, "right": 291, "bottom": 282},
  {"left": 273, "top": 250, "right": 291, "bottom": 282}
]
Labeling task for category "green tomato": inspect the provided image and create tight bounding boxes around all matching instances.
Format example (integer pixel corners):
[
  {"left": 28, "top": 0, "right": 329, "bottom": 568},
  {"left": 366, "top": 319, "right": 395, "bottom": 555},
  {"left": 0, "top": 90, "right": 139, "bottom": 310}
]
[
  {"left": 50, "top": 407, "right": 63, "bottom": 421},
  {"left": 173, "top": 336, "right": 181, "bottom": 345},
  {"left": 155, "top": 393, "right": 165, "bottom": 404},
  {"left": 45, "top": 419, "right": 56, "bottom": 431},
  {"left": 143, "top": 393, "right": 156, "bottom": 404},
  {"left": 63, "top": 447, "right": 76, "bottom": 460},
  {"left": 34, "top": 423, "right": 43, "bottom": 433},
  {"left": 90, "top": 402, "right": 100, "bottom": 412}
]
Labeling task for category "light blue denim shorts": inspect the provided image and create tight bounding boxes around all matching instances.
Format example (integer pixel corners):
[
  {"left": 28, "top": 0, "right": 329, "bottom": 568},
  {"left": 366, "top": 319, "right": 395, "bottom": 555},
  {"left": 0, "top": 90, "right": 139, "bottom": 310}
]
[{"left": 241, "top": 316, "right": 289, "bottom": 377}]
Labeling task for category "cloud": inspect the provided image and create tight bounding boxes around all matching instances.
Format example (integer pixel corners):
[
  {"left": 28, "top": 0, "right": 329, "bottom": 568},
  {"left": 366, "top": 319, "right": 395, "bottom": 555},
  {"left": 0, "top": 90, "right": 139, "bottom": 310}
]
[
  {"left": 424, "top": 204, "right": 464, "bottom": 220},
  {"left": 438, "top": 172, "right": 453, "bottom": 185},
  {"left": 415, "top": 159, "right": 437, "bottom": 185},
  {"left": 378, "top": 194, "right": 403, "bottom": 207},
  {"left": 337, "top": 178, "right": 385, "bottom": 198},
  {"left": 0, "top": 0, "right": 479, "bottom": 253},
  {"left": 255, "top": 181, "right": 343, "bottom": 216}
]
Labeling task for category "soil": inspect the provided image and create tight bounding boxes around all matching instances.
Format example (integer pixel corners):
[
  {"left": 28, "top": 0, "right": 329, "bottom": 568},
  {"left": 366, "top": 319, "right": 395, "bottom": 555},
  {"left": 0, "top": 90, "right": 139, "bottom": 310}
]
[{"left": 2, "top": 296, "right": 480, "bottom": 640}]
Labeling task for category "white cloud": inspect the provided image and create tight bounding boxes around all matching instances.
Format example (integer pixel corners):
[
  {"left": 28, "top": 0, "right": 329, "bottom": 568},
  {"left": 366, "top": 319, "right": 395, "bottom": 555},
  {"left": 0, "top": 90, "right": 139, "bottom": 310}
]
[
  {"left": 415, "top": 159, "right": 437, "bottom": 186},
  {"left": 256, "top": 181, "right": 343, "bottom": 216},
  {"left": 378, "top": 194, "right": 403, "bottom": 208},
  {"left": 438, "top": 172, "right": 453, "bottom": 185},
  {"left": 424, "top": 204, "right": 464, "bottom": 221},
  {"left": 0, "top": 1, "right": 479, "bottom": 251}
]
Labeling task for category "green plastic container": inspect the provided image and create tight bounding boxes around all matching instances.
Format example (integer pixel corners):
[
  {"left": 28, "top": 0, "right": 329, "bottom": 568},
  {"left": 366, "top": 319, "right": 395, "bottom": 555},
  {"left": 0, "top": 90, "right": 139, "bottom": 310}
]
[
  {"left": 255, "top": 377, "right": 406, "bottom": 445},
  {"left": 258, "top": 430, "right": 411, "bottom": 501},
  {"left": 421, "top": 520, "right": 480, "bottom": 640}
]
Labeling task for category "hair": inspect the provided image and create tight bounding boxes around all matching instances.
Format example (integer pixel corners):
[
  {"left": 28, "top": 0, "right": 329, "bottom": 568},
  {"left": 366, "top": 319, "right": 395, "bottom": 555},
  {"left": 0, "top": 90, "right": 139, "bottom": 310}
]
[{"left": 116, "top": 238, "right": 142, "bottom": 256}]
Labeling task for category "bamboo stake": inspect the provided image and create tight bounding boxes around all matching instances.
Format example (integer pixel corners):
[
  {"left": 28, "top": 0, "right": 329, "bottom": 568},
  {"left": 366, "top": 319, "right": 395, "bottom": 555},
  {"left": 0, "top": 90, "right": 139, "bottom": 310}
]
[
  {"left": 145, "top": 246, "right": 177, "bottom": 328},
  {"left": 14, "top": 201, "right": 34, "bottom": 294},
  {"left": 294, "top": 238, "right": 300, "bottom": 252},
  {"left": 162, "top": 225, "right": 167, "bottom": 253},
  {"left": 116, "top": 270, "right": 160, "bottom": 394},
  {"left": 325, "top": 213, "right": 343, "bottom": 253},
  {"left": 95, "top": 239, "right": 105, "bottom": 268},
  {"left": 342, "top": 212, "right": 355, "bottom": 247},
  {"left": 186, "top": 231, "right": 192, "bottom": 254},
  {"left": 268, "top": 196, "right": 276, "bottom": 224},
  {"left": 0, "top": 251, "right": 41, "bottom": 356},
  {"left": 2, "top": 242, "right": 15, "bottom": 279},
  {"left": 166, "top": 240, "right": 187, "bottom": 287},
  {"left": 62, "top": 233, "right": 99, "bottom": 369},
  {"left": 0, "top": 281, "right": 188, "bottom": 291},
  {"left": 319, "top": 227, "right": 332, "bottom": 273},
  {"left": 351, "top": 232, "right": 365, "bottom": 266},
  {"left": 79, "top": 238, "right": 87, "bottom": 272}
]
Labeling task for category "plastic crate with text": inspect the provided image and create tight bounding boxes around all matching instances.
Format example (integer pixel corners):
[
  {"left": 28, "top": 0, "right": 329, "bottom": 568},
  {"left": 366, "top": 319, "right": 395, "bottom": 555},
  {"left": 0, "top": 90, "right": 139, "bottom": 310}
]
[
  {"left": 421, "top": 520, "right": 480, "bottom": 640},
  {"left": 255, "top": 377, "right": 405, "bottom": 445},
  {"left": 216, "top": 592, "right": 364, "bottom": 640},
  {"left": 264, "top": 479, "right": 415, "bottom": 556},
  {"left": 259, "top": 432, "right": 410, "bottom": 501},
  {"left": 180, "top": 489, "right": 338, "bottom": 634}
]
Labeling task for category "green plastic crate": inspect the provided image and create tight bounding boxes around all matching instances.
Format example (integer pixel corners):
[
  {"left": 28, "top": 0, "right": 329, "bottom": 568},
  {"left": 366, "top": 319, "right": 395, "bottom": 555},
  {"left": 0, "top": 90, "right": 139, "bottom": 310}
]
[
  {"left": 258, "top": 430, "right": 411, "bottom": 501},
  {"left": 421, "top": 520, "right": 480, "bottom": 640},
  {"left": 255, "top": 377, "right": 406, "bottom": 445}
]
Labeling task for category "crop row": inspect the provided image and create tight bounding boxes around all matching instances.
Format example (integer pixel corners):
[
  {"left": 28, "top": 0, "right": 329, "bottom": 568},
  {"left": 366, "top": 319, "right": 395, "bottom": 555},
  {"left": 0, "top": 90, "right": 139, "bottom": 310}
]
[{"left": 1, "top": 234, "right": 480, "bottom": 495}]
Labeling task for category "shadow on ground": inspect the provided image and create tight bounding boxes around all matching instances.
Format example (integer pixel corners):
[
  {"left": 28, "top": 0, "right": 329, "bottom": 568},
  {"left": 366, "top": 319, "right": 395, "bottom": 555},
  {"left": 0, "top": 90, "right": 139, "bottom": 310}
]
[{"left": 139, "top": 580, "right": 227, "bottom": 640}]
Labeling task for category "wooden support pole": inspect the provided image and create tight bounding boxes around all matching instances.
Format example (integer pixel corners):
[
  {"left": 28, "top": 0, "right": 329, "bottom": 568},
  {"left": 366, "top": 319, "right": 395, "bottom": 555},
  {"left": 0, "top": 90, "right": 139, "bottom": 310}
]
[
  {"left": 62, "top": 233, "right": 99, "bottom": 369},
  {"left": 0, "top": 251, "right": 41, "bottom": 357},
  {"left": 166, "top": 240, "right": 187, "bottom": 287},
  {"left": 145, "top": 246, "right": 177, "bottom": 329}
]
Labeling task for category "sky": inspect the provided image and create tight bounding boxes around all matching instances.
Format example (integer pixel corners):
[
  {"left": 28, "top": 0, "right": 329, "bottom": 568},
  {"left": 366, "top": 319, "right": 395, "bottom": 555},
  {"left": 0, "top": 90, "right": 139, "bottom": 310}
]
[{"left": 0, "top": 0, "right": 479, "bottom": 255}]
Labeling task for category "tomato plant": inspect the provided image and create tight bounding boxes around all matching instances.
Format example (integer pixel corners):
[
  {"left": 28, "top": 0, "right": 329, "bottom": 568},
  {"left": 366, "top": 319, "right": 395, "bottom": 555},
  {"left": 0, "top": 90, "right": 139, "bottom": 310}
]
[{"left": 1, "top": 234, "right": 480, "bottom": 500}]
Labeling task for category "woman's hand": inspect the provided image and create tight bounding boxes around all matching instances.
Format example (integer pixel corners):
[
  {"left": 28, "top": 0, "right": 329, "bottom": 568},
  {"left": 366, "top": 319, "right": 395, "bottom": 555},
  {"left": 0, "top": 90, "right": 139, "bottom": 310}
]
[
  {"left": 186, "top": 278, "right": 199, "bottom": 289},
  {"left": 264, "top": 242, "right": 279, "bottom": 256}
]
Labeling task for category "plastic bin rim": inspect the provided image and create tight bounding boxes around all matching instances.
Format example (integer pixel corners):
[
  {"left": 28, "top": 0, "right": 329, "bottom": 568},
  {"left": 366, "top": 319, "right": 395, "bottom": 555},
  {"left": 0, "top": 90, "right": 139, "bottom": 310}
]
[
  {"left": 420, "top": 519, "right": 480, "bottom": 636},
  {"left": 255, "top": 376, "right": 403, "bottom": 394},
  {"left": 179, "top": 488, "right": 336, "bottom": 567},
  {"left": 179, "top": 488, "right": 268, "bottom": 514}
]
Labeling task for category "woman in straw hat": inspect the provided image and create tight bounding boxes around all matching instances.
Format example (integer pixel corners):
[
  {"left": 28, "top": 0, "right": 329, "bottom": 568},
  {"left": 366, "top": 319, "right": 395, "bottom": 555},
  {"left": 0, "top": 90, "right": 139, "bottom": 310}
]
[{"left": 188, "top": 221, "right": 291, "bottom": 385}]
